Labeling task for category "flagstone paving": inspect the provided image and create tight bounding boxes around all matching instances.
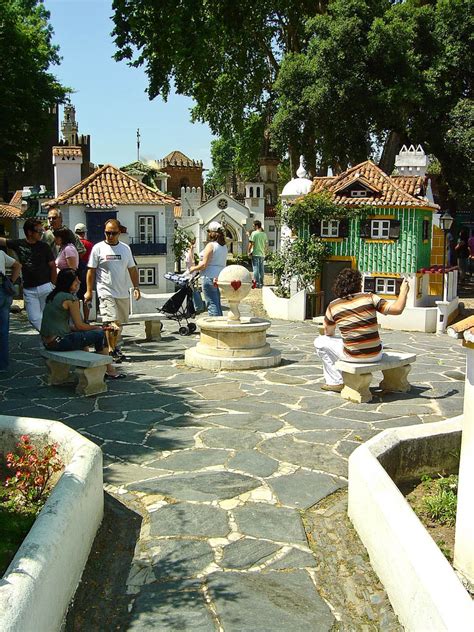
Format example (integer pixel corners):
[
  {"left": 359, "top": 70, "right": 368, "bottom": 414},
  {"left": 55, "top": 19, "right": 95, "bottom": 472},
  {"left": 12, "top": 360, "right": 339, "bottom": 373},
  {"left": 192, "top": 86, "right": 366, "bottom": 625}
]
[{"left": 1, "top": 307, "right": 467, "bottom": 631}]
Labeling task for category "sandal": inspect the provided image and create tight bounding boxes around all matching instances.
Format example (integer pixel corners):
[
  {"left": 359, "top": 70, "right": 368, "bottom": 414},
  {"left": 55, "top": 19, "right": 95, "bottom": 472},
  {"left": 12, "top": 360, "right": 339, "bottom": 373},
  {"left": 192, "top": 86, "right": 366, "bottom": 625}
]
[{"left": 105, "top": 372, "right": 126, "bottom": 380}]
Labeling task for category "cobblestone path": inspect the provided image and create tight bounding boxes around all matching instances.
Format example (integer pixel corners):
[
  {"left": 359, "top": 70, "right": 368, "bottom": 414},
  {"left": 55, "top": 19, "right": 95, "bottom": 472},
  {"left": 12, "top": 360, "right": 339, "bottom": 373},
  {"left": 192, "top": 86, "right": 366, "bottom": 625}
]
[{"left": 0, "top": 306, "right": 466, "bottom": 630}]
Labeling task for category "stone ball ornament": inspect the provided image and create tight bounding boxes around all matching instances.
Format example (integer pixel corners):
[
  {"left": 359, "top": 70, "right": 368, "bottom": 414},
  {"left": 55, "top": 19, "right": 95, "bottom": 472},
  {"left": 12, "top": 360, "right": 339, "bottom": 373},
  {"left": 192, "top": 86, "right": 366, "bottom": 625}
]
[{"left": 217, "top": 265, "right": 252, "bottom": 321}]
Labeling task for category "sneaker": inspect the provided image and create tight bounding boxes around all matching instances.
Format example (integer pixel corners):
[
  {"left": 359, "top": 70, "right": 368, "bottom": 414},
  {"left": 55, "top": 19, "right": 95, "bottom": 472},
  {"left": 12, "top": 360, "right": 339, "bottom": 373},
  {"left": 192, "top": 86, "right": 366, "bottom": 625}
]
[
  {"left": 320, "top": 383, "right": 344, "bottom": 392},
  {"left": 109, "top": 349, "right": 123, "bottom": 363}
]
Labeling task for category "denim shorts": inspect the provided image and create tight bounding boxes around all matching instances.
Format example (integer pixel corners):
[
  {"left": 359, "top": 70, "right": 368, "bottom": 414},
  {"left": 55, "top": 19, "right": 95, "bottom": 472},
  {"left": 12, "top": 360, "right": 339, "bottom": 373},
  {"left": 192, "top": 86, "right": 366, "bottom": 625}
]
[{"left": 45, "top": 330, "right": 106, "bottom": 353}]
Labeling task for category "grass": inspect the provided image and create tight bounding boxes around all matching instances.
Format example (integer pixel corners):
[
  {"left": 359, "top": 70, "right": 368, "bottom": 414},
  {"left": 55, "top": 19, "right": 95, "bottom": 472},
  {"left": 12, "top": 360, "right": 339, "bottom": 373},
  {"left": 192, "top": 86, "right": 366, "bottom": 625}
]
[
  {"left": 0, "top": 506, "right": 36, "bottom": 576},
  {"left": 421, "top": 474, "right": 458, "bottom": 526}
]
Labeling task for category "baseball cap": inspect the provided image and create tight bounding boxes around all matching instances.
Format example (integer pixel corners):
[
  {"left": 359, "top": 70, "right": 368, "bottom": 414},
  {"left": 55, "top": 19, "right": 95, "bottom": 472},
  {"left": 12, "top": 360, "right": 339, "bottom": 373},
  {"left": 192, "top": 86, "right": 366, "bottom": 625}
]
[
  {"left": 74, "top": 223, "right": 86, "bottom": 233},
  {"left": 208, "top": 221, "right": 223, "bottom": 231}
]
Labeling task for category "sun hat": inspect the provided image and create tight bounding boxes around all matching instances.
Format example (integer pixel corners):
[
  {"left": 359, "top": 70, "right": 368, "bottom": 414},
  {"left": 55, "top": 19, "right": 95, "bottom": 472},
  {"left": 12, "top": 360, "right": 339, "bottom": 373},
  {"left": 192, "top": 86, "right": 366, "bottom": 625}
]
[
  {"left": 208, "top": 221, "right": 223, "bottom": 231},
  {"left": 74, "top": 223, "right": 87, "bottom": 233}
]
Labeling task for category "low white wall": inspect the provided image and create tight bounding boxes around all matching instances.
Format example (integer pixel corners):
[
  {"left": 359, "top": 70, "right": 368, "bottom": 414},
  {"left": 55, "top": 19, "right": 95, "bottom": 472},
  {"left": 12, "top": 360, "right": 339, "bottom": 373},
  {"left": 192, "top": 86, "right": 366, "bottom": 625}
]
[
  {"left": 348, "top": 417, "right": 474, "bottom": 631},
  {"left": 378, "top": 305, "right": 438, "bottom": 333},
  {"left": 0, "top": 416, "right": 103, "bottom": 632},
  {"left": 262, "top": 286, "right": 307, "bottom": 321}
]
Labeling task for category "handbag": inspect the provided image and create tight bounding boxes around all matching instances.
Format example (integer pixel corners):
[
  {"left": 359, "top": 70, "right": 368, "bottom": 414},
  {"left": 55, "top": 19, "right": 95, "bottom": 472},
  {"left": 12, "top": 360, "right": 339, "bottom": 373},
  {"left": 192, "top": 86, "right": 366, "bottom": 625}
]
[{"left": 1, "top": 272, "right": 16, "bottom": 296}]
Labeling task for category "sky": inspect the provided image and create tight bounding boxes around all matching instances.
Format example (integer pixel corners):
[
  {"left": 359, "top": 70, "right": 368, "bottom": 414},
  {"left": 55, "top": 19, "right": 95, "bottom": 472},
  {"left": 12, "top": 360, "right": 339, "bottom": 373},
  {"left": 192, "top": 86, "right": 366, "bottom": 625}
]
[{"left": 43, "top": 0, "right": 215, "bottom": 171}]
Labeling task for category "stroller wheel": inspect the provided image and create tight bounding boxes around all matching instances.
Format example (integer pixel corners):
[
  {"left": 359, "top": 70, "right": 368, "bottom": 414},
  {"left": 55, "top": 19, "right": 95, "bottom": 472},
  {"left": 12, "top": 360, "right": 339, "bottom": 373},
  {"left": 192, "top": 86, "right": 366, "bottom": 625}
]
[
  {"left": 188, "top": 322, "right": 197, "bottom": 333},
  {"left": 179, "top": 326, "right": 189, "bottom": 336}
]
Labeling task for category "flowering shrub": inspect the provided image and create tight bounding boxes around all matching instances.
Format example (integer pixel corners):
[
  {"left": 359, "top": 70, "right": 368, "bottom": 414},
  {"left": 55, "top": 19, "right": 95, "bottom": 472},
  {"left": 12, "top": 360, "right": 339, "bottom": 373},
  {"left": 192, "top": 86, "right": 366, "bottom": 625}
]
[{"left": 3, "top": 435, "right": 63, "bottom": 510}]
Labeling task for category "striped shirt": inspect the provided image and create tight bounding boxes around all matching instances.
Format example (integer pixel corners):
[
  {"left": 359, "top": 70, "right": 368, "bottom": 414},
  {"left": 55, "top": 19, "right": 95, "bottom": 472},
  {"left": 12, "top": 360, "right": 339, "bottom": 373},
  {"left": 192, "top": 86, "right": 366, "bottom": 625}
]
[{"left": 324, "top": 292, "right": 389, "bottom": 360}]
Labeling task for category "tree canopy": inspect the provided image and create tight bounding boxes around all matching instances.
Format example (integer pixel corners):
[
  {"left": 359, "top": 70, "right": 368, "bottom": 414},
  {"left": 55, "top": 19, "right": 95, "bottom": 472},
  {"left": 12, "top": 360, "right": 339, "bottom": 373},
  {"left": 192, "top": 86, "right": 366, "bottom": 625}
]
[
  {"left": 112, "top": 0, "right": 473, "bottom": 206},
  {"left": 0, "top": 0, "right": 68, "bottom": 169}
]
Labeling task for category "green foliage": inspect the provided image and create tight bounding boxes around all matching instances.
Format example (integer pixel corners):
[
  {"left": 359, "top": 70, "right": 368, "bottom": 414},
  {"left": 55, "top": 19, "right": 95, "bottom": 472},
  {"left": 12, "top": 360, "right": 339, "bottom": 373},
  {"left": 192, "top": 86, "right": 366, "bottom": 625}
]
[
  {"left": 0, "top": 0, "right": 68, "bottom": 168},
  {"left": 269, "top": 237, "right": 330, "bottom": 292},
  {"left": 421, "top": 474, "right": 458, "bottom": 526},
  {"left": 172, "top": 227, "right": 193, "bottom": 265},
  {"left": 205, "top": 117, "right": 264, "bottom": 196},
  {"left": 231, "top": 253, "right": 252, "bottom": 268},
  {"left": 281, "top": 192, "right": 360, "bottom": 231}
]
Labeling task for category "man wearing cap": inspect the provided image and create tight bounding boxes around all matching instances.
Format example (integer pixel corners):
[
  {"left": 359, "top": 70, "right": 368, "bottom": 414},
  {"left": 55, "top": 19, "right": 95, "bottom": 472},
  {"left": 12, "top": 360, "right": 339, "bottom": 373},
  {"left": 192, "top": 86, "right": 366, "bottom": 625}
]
[
  {"left": 43, "top": 208, "right": 86, "bottom": 257},
  {"left": 75, "top": 224, "right": 94, "bottom": 321},
  {"left": 84, "top": 219, "right": 140, "bottom": 361}
]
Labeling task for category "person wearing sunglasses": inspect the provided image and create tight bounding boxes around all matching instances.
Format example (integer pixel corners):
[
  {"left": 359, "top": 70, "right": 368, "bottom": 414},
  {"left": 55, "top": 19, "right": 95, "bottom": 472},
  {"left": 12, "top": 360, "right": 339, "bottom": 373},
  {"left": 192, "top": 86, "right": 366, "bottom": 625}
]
[
  {"left": 0, "top": 218, "right": 57, "bottom": 331},
  {"left": 84, "top": 219, "right": 140, "bottom": 362}
]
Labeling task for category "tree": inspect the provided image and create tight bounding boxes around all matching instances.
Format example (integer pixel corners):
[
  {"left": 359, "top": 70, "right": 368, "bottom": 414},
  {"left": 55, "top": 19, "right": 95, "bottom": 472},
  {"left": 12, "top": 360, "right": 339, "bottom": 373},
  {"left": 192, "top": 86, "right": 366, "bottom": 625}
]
[
  {"left": 112, "top": 1, "right": 328, "bottom": 173},
  {"left": 0, "top": 0, "right": 68, "bottom": 169},
  {"left": 271, "top": 0, "right": 473, "bottom": 203}
]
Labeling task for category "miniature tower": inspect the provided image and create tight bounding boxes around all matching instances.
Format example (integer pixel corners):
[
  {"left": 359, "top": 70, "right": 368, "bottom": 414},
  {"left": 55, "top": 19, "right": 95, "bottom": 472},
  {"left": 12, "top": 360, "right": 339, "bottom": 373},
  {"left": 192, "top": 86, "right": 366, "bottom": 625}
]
[{"left": 61, "top": 103, "right": 79, "bottom": 146}]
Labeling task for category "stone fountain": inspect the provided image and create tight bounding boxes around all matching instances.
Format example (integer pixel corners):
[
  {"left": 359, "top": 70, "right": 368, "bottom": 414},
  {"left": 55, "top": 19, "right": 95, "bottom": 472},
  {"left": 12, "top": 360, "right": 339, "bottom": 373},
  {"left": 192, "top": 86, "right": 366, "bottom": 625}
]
[{"left": 184, "top": 265, "right": 281, "bottom": 370}]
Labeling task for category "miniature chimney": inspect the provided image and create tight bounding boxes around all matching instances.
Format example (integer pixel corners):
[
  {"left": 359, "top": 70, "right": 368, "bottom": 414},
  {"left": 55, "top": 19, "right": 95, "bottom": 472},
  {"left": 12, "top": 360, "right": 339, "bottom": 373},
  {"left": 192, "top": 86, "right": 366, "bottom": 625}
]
[
  {"left": 52, "top": 146, "right": 83, "bottom": 196},
  {"left": 394, "top": 144, "right": 428, "bottom": 177}
]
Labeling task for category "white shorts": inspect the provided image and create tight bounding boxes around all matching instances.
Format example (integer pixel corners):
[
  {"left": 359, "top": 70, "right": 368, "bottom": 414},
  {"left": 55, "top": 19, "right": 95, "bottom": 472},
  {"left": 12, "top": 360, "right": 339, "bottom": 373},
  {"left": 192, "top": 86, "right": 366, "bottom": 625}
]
[{"left": 98, "top": 296, "right": 129, "bottom": 324}]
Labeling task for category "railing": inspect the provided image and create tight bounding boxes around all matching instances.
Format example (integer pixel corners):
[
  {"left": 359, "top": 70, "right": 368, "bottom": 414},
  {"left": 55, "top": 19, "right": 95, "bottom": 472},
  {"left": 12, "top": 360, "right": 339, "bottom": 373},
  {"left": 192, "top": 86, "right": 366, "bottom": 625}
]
[{"left": 129, "top": 237, "right": 167, "bottom": 256}]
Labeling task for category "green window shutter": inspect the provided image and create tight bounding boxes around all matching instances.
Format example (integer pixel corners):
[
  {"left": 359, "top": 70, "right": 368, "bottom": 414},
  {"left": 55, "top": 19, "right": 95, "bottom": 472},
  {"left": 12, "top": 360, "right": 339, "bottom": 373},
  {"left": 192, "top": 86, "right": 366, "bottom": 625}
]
[
  {"left": 339, "top": 218, "right": 349, "bottom": 238},
  {"left": 310, "top": 219, "right": 321, "bottom": 237},
  {"left": 364, "top": 276, "right": 376, "bottom": 292},
  {"left": 389, "top": 220, "right": 401, "bottom": 240},
  {"left": 360, "top": 219, "right": 371, "bottom": 238}
]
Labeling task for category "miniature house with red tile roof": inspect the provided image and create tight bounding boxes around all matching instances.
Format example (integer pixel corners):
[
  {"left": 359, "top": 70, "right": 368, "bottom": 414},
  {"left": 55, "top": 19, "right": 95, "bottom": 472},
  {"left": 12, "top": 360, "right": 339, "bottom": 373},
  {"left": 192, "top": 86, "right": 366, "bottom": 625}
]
[
  {"left": 270, "top": 149, "right": 459, "bottom": 332},
  {"left": 43, "top": 152, "right": 177, "bottom": 292}
]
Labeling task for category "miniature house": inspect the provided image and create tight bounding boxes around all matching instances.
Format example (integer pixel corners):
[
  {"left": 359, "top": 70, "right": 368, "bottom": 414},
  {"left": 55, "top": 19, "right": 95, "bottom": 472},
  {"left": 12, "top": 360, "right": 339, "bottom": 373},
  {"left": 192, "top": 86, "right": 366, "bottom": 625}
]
[{"left": 275, "top": 153, "right": 458, "bottom": 332}]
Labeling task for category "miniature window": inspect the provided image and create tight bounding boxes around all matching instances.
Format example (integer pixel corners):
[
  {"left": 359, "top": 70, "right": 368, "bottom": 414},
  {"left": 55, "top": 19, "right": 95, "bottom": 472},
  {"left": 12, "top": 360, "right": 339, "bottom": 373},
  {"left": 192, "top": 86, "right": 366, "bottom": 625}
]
[
  {"left": 138, "top": 216, "right": 155, "bottom": 243},
  {"left": 371, "top": 219, "right": 390, "bottom": 239},
  {"left": 351, "top": 190, "right": 368, "bottom": 198},
  {"left": 375, "top": 278, "right": 397, "bottom": 294},
  {"left": 268, "top": 225, "right": 275, "bottom": 232},
  {"left": 269, "top": 240, "right": 275, "bottom": 247},
  {"left": 321, "top": 219, "right": 340, "bottom": 237},
  {"left": 422, "top": 219, "right": 430, "bottom": 241},
  {"left": 138, "top": 267, "right": 155, "bottom": 285}
]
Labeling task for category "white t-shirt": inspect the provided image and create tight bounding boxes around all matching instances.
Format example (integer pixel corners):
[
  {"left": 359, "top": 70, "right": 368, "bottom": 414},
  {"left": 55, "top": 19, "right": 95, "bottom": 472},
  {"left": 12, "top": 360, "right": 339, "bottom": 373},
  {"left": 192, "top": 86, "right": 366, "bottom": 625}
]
[
  {"left": 203, "top": 242, "right": 228, "bottom": 279},
  {"left": 0, "top": 250, "right": 16, "bottom": 276},
  {"left": 88, "top": 240, "right": 135, "bottom": 299}
]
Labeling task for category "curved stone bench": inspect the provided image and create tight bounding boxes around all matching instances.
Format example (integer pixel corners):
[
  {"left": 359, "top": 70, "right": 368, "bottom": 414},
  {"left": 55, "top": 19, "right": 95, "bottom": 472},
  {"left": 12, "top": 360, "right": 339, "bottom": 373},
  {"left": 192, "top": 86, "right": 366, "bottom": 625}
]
[
  {"left": 0, "top": 415, "right": 103, "bottom": 632},
  {"left": 335, "top": 351, "right": 416, "bottom": 403}
]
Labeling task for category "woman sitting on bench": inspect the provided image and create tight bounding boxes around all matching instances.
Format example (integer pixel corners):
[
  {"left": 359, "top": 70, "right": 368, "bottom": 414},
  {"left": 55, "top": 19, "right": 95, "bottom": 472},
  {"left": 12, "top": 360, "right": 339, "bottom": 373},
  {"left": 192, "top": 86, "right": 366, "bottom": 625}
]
[{"left": 40, "top": 268, "right": 124, "bottom": 380}]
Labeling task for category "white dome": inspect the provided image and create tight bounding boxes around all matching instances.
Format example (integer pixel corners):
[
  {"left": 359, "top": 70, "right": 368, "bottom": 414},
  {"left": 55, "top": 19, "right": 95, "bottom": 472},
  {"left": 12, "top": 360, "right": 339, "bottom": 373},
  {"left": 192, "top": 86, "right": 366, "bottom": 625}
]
[
  {"left": 280, "top": 155, "right": 313, "bottom": 198},
  {"left": 281, "top": 176, "right": 313, "bottom": 197}
]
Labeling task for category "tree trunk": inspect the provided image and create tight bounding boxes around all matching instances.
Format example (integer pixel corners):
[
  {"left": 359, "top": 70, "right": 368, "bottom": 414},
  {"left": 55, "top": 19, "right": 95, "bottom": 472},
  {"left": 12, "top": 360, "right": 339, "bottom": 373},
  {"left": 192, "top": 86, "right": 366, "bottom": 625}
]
[
  {"left": 378, "top": 130, "right": 405, "bottom": 175},
  {"left": 289, "top": 144, "right": 300, "bottom": 177}
]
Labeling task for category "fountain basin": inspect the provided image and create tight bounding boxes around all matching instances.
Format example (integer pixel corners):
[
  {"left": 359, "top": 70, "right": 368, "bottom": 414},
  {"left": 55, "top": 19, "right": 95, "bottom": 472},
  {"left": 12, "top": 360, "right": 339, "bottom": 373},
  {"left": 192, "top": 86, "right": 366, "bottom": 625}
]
[{"left": 185, "top": 316, "right": 281, "bottom": 370}]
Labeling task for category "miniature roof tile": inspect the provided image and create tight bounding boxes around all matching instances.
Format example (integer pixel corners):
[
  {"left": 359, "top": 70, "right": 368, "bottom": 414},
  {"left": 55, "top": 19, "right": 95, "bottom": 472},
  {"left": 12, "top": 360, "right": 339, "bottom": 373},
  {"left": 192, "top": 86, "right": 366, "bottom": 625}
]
[
  {"left": 311, "top": 161, "right": 438, "bottom": 209},
  {"left": 9, "top": 190, "right": 23, "bottom": 207},
  {"left": 43, "top": 164, "right": 176, "bottom": 208},
  {"left": 158, "top": 150, "right": 203, "bottom": 168},
  {"left": 0, "top": 203, "right": 23, "bottom": 218},
  {"left": 53, "top": 146, "right": 82, "bottom": 158}
]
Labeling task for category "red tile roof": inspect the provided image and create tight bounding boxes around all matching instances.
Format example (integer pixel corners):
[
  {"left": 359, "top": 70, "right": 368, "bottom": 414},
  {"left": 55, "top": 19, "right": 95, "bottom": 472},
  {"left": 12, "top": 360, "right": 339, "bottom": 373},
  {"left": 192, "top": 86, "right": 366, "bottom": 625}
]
[
  {"left": 0, "top": 203, "right": 23, "bottom": 218},
  {"left": 53, "top": 146, "right": 82, "bottom": 158},
  {"left": 43, "top": 164, "right": 177, "bottom": 208},
  {"left": 311, "top": 161, "right": 438, "bottom": 209},
  {"left": 9, "top": 190, "right": 23, "bottom": 207}
]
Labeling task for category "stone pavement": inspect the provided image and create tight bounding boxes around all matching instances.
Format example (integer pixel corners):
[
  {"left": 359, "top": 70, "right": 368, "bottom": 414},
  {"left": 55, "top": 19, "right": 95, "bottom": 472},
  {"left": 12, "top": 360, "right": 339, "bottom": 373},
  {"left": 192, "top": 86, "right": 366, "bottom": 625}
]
[{"left": 0, "top": 305, "right": 467, "bottom": 631}]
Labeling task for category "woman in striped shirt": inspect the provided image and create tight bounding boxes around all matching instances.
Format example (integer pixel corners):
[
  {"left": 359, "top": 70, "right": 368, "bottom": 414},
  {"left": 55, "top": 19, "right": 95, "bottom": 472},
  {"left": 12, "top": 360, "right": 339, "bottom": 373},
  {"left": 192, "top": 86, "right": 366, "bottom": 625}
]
[{"left": 314, "top": 268, "right": 409, "bottom": 392}]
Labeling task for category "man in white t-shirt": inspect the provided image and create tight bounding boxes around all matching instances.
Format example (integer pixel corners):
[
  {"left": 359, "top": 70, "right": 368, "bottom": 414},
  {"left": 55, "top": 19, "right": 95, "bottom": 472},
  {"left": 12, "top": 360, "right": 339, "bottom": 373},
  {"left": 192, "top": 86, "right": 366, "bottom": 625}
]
[{"left": 84, "top": 219, "right": 140, "bottom": 361}]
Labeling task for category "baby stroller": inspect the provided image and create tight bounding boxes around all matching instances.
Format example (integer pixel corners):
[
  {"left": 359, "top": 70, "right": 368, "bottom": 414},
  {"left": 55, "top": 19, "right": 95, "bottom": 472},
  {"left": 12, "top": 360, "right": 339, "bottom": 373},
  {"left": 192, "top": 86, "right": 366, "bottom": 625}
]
[{"left": 159, "top": 271, "right": 199, "bottom": 335}]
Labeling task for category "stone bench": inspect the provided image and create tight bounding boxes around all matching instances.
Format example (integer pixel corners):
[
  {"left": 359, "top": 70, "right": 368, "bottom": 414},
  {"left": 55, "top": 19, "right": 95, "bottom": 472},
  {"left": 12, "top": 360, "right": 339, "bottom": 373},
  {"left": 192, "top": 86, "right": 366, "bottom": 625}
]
[
  {"left": 128, "top": 289, "right": 172, "bottom": 341},
  {"left": 40, "top": 349, "right": 111, "bottom": 396},
  {"left": 88, "top": 290, "right": 172, "bottom": 341},
  {"left": 335, "top": 351, "right": 416, "bottom": 403}
]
